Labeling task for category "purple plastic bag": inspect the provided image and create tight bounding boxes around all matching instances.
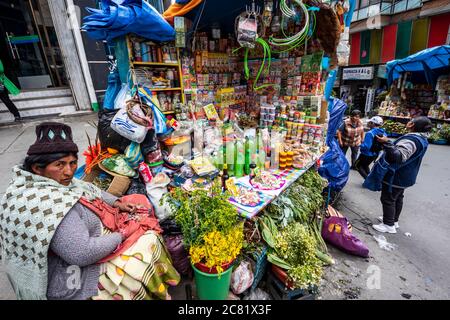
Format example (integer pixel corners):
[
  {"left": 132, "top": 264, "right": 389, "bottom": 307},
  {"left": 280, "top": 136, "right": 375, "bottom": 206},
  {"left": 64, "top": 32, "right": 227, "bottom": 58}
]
[
  {"left": 164, "top": 234, "right": 191, "bottom": 275},
  {"left": 322, "top": 216, "right": 369, "bottom": 258}
]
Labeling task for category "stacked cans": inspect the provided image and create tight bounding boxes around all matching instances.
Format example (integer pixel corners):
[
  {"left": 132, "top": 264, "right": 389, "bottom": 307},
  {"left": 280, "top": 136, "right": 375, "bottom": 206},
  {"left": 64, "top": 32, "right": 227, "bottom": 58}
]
[{"left": 259, "top": 104, "right": 276, "bottom": 128}]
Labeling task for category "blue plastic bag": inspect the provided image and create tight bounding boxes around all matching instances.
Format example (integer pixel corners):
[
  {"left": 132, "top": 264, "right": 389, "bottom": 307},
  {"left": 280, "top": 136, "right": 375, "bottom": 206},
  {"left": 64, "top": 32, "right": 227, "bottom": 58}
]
[
  {"left": 124, "top": 141, "right": 144, "bottom": 169},
  {"left": 103, "top": 70, "right": 122, "bottom": 110},
  {"left": 137, "top": 87, "right": 169, "bottom": 135},
  {"left": 318, "top": 98, "right": 350, "bottom": 192}
]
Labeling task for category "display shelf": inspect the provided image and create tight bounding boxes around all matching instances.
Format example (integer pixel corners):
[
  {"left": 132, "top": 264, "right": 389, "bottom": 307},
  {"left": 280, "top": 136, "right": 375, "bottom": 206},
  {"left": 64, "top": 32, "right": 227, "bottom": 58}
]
[
  {"left": 133, "top": 61, "right": 179, "bottom": 67},
  {"left": 232, "top": 153, "right": 324, "bottom": 220}
]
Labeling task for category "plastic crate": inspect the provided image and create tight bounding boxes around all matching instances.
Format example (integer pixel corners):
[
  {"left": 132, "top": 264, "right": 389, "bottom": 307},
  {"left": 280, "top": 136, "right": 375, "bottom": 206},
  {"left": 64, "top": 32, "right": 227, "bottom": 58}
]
[
  {"left": 251, "top": 246, "right": 268, "bottom": 290},
  {"left": 266, "top": 271, "right": 316, "bottom": 300}
]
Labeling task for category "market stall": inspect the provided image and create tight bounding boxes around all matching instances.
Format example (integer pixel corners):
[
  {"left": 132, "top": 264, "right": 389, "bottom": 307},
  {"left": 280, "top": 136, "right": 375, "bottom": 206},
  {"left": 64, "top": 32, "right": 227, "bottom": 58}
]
[
  {"left": 80, "top": 0, "right": 360, "bottom": 300},
  {"left": 377, "top": 45, "right": 450, "bottom": 142}
]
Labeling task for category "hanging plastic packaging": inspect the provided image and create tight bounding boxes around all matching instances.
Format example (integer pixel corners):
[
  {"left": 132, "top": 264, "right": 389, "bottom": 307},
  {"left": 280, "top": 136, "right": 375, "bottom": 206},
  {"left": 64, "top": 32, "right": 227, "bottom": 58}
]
[
  {"left": 103, "top": 70, "right": 122, "bottom": 110},
  {"left": 138, "top": 87, "right": 169, "bottom": 135},
  {"left": 236, "top": 14, "right": 258, "bottom": 49},
  {"left": 113, "top": 83, "right": 132, "bottom": 111},
  {"left": 110, "top": 105, "right": 148, "bottom": 143}
]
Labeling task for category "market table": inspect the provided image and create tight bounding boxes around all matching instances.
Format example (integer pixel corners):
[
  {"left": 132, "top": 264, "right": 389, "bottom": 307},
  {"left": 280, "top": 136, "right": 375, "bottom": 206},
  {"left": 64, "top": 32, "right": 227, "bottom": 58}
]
[{"left": 228, "top": 153, "right": 326, "bottom": 219}]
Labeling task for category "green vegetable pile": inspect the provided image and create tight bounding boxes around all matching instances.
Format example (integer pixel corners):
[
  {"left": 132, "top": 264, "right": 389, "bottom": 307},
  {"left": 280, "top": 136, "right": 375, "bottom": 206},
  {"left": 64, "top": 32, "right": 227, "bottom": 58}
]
[
  {"left": 429, "top": 124, "right": 450, "bottom": 142},
  {"left": 382, "top": 120, "right": 408, "bottom": 135},
  {"left": 258, "top": 170, "right": 334, "bottom": 289}
]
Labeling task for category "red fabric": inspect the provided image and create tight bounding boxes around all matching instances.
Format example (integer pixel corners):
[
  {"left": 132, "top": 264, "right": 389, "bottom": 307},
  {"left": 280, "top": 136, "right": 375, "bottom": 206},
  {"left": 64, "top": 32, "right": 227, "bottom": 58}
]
[
  {"left": 427, "top": 13, "right": 450, "bottom": 48},
  {"left": 350, "top": 32, "right": 361, "bottom": 65},
  {"left": 79, "top": 194, "right": 162, "bottom": 264},
  {"left": 381, "top": 24, "right": 397, "bottom": 63}
]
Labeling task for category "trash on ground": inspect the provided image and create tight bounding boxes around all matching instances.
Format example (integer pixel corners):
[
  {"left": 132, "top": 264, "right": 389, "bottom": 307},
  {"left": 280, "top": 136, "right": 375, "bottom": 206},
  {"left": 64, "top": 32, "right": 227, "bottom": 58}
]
[
  {"left": 404, "top": 232, "right": 412, "bottom": 237},
  {"left": 373, "top": 235, "right": 398, "bottom": 251}
]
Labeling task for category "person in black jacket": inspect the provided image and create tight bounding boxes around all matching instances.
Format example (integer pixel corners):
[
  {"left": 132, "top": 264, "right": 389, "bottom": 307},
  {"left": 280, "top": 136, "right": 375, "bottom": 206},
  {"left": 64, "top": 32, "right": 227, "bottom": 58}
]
[{"left": 371, "top": 116, "right": 432, "bottom": 234}]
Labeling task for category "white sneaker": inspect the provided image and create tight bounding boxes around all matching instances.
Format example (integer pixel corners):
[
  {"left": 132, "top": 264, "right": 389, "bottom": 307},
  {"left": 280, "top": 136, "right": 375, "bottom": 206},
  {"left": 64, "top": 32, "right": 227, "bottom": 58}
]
[
  {"left": 372, "top": 223, "right": 397, "bottom": 234},
  {"left": 378, "top": 216, "right": 399, "bottom": 229}
]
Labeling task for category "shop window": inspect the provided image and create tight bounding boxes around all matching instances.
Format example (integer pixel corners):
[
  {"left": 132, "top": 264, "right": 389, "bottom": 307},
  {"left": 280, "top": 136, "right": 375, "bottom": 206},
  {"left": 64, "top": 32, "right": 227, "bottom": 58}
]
[
  {"left": 394, "top": 0, "right": 407, "bottom": 13},
  {"left": 368, "top": 4, "right": 381, "bottom": 17},
  {"left": 369, "top": 0, "right": 381, "bottom": 4},
  {"left": 381, "top": 2, "right": 392, "bottom": 14},
  {"left": 360, "top": 0, "right": 370, "bottom": 8},
  {"left": 407, "top": 0, "right": 422, "bottom": 10},
  {"left": 359, "top": 7, "right": 369, "bottom": 19},
  {"left": 352, "top": 10, "right": 359, "bottom": 22}
]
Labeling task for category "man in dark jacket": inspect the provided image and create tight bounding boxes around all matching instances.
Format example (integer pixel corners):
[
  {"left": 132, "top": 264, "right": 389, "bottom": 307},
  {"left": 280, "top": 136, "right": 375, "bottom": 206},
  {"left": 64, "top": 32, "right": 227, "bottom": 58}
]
[{"left": 372, "top": 116, "right": 432, "bottom": 234}]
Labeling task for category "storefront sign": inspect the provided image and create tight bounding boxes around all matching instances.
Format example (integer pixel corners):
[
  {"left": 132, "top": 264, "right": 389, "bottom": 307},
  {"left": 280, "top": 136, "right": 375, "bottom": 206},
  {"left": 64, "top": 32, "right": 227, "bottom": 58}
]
[{"left": 342, "top": 66, "right": 374, "bottom": 80}]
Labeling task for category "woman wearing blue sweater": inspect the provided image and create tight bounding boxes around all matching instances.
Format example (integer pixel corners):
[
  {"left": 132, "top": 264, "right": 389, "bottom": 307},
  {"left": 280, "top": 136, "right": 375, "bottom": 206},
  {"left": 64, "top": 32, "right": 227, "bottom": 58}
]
[{"left": 355, "top": 116, "right": 386, "bottom": 179}]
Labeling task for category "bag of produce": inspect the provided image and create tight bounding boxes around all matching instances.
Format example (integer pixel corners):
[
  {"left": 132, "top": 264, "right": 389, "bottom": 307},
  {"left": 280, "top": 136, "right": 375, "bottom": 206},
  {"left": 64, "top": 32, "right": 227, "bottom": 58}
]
[
  {"left": 163, "top": 234, "right": 191, "bottom": 276},
  {"left": 110, "top": 103, "right": 148, "bottom": 143},
  {"left": 146, "top": 172, "right": 172, "bottom": 220},
  {"left": 231, "top": 260, "right": 254, "bottom": 295},
  {"left": 322, "top": 216, "right": 369, "bottom": 258},
  {"left": 101, "top": 154, "right": 136, "bottom": 177},
  {"left": 124, "top": 142, "right": 144, "bottom": 169},
  {"left": 98, "top": 110, "right": 131, "bottom": 153}
]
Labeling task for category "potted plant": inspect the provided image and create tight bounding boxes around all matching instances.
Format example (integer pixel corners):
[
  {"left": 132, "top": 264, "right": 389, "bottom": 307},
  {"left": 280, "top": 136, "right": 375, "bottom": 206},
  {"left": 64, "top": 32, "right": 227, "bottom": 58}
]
[{"left": 164, "top": 180, "right": 244, "bottom": 300}]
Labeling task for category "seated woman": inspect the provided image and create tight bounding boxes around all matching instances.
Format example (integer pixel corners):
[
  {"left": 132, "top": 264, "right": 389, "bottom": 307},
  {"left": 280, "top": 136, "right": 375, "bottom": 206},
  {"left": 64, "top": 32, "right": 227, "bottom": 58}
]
[{"left": 0, "top": 122, "right": 179, "bottom": 300}]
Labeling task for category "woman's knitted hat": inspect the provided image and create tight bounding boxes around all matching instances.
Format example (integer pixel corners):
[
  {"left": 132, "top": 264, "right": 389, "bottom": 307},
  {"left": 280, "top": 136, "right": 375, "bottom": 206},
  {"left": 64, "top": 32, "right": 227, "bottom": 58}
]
[{"left": 27, "top": 122, "right": 79, "bottom": 155}]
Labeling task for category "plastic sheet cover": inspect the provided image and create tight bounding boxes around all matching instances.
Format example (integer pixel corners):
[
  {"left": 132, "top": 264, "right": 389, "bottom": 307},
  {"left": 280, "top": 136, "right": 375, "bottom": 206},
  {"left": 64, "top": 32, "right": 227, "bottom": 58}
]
[
  {"left": 82, "top": 0, "right": 175, "bottom": 42},
  {"left": 318, "top": 98, "right": 350, "bottom": 192}
]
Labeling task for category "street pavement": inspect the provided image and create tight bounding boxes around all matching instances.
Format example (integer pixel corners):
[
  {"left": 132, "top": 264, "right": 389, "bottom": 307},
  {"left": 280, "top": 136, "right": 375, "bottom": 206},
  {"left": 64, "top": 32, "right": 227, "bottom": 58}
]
[
  {"left": 319, "top": 143, "right": 450, "bottom": 300},
  {"left": 0, "top": 115, "right": 449, "bottom": 300}
]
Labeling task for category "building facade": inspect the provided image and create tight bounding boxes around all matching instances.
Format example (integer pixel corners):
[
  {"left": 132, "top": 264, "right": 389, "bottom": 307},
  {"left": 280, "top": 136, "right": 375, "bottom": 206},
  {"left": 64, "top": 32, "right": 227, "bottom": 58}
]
[{"left": 341, "top": 0, "right": 450, "bottom": 113}]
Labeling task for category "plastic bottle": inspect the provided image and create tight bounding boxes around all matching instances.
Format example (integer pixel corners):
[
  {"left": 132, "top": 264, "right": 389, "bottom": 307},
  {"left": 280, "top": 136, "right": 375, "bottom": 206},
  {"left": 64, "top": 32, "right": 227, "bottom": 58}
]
[
  {"left": 222, "top": 163, "right": 229, "bottom": 192},
  {"left": 244, "top": 136, "right": 254, "bottom": 175},
  {"left": 234, "top": 139, "right": 245, "bottom": 178},
  {"left": 270, "top": 142, "right": 280, "bottom": 169},
  {"left": 226, "top": 142, "right": 235, "bottom": 176}
]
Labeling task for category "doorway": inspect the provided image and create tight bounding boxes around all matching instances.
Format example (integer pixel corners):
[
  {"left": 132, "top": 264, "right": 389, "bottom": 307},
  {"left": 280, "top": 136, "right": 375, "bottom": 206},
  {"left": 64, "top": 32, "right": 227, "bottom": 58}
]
[{"left": 0, "top": 0, "right": 68, "bottom": 89}]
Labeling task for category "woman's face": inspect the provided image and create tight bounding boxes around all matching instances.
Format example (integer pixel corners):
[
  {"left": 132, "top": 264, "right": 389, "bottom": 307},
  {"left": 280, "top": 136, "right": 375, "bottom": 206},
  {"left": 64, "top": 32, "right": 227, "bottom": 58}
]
[{"left": 32, "top": 154, "right": 78, "bottom": 186}]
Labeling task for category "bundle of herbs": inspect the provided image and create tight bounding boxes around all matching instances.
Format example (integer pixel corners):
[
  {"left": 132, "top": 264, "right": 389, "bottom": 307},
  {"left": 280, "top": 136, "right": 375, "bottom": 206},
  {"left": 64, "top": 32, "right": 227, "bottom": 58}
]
[
  {"left": 262, "top": 170, "right": 330, "bottom": 258},
  {"left": 163, "top": 180, "right": 244, "bottom": 273},
  {"left": 260, "top": 217, "right": 324, "bottom": 289}
]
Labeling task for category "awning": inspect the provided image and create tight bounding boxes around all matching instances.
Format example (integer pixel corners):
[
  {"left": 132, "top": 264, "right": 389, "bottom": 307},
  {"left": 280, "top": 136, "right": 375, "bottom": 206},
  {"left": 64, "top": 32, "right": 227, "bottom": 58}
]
[{"left": 386, "top": 45, "right": 450, "bottom": 86}]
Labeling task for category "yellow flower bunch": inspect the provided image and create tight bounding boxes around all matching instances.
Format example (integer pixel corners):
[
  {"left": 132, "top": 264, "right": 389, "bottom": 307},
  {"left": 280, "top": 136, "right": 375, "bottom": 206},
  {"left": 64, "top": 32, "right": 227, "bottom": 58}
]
[{"left": 190, "top": 223, "right": 244, "bottom": 274}]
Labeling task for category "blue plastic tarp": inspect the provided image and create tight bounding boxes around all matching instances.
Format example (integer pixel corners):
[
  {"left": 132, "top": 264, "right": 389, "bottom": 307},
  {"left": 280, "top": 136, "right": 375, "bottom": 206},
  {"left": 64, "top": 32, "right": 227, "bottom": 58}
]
[
  {"left": 387, "top": 45, "right": 450, "bottom": 86},
  {"left": 82, "top": 0, "right": 175, "bottom": 43},
  {"left": 319, "top": 98, "right": 350, "bottom": 192}
]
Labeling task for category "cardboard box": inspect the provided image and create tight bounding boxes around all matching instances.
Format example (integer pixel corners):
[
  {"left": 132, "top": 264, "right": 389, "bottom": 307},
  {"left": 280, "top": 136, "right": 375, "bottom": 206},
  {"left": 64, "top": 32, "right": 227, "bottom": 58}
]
[{"left": 83, "top": 164, "right": 131, "bottom": 197}]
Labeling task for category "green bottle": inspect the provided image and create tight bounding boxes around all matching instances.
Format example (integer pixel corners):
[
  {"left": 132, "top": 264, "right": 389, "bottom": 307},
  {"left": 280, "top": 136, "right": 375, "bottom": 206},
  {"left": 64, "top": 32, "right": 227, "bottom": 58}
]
[
  {"left": 226, "top": 141, "right": 235, "bottom": 176},
  {"left": 235, "top": 139, "right": 245, "bottom": 178},
  {"left": 244, "top": 136, "right": 251, "bottom": 175}
]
